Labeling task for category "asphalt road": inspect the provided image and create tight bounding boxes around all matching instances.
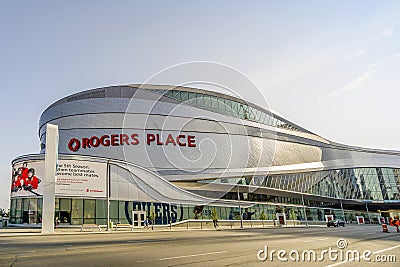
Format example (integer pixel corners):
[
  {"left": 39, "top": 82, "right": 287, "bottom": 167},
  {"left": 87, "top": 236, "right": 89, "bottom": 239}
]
[{"left": 0, "top": 225, "right": 399, "bottom": 266}]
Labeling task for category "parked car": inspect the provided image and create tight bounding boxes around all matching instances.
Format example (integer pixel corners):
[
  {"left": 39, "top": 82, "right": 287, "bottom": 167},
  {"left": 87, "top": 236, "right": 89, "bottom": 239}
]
[{"left": 327, "top": 220, "right": 346, "bottom": 227}]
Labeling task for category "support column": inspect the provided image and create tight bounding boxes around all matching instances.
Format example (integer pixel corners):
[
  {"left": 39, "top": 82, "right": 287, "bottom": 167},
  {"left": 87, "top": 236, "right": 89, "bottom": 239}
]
[
  {"left": 237, "top": 184, "right": 243, "bottom": 228},
  {"left": 41, "top": 124, "right": 58, "bottom": 234},
  {"left": 340, "top": 199, "right": 345, "bottom": 222},
  {"left": 301, "top": 194, "right": 308, "bottom": 226},
  {"left": 106, "top": 162, "right": 110, "bottom": 231},
  {"left": 365, "top": 202, "right": 371, "bottom": 223}
]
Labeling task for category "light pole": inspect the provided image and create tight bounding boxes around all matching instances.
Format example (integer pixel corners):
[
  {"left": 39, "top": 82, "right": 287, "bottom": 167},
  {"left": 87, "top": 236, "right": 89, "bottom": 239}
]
[
  {"left": 365, "top": 202, "right": 371, "bottom": 223},
  {"left": 106, "top": 162, "right": 110, "bottom": 231},
  {"left": 237, "top": 184, "right": 243, "bottom": 228},
  {"left": 170, "top": 204, "right": 172, "bottom": 230},
  {"left": 42, "top": 124, "right": 58, "bottom": 234},
  {"left": 301, "top": 194, "right": 308, "bottom": 226},
  {"left": 340, "top": 199, "right": 345, "bottom": 222}
]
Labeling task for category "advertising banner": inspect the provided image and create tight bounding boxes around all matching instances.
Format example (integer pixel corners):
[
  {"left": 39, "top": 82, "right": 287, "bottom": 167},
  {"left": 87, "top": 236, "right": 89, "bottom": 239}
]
[
  {"left": 356, "top": 216, "right": 365, "bottom": 224},
  {"left": 56, "top": 160, "right": 106, "bottom": 197},
  {"left": 325, "top": 215, "right": 334, "bottom": 222},
  {"left": 11, "top": 161, "right": 44, "bottom": 197},
  {"left": 11, "top": 160, "right": 107, "bottom": 198}
]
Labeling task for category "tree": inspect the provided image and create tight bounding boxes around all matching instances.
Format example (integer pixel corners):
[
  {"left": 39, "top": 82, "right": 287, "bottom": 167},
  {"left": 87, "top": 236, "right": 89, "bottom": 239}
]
[
  {"left": 0, "top": 208, "right": 9, "bottom": 217},
  {"left": 193, "top": 206, "right": 203, "bottom": 219},
  {"left": 148, "top": 208, "right": 157, "bottom": 230},
  {"left": 289, "top": 209, "right": 296, "bottom": 227},
  {"left": 259, "top": 211, "right": 267, "bottom": 227}
]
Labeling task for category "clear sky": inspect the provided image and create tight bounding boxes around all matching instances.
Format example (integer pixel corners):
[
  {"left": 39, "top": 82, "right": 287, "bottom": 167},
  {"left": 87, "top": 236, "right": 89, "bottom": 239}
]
[{"left": 1, "top": 1, "right": 400, "bottom": 208}]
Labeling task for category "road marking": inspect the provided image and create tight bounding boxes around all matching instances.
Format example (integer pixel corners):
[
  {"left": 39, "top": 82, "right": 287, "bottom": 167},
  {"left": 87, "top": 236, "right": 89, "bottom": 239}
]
[
  {"left": 372, "top": 244, "right": 400, "bottom": 254},
  {"left": 126, "top": 238, "right": 176, "bottom": 243},
  {"left": 324, "top": 244, "right": 400, "bottom": 267},
  {"left": 361, "top": 232, "right": 374, "bottom": 235},
  {"left": 158, "top": 250, "right": 228, "bottom": 261},
  {"left": 303, "top": 238, "right": 328, "bottom": 242}
]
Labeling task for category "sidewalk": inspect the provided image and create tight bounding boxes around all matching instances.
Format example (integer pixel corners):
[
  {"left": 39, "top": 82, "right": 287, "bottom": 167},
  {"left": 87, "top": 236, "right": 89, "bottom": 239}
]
[{"left": 0, "top": 224, "right": 326, "bottom": 237}]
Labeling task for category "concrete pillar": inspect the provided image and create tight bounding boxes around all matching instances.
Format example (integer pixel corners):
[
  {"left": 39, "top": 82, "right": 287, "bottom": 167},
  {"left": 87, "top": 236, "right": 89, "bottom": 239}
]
[{"left": 41, "top": 124, "right": 58, "bottom": 234}]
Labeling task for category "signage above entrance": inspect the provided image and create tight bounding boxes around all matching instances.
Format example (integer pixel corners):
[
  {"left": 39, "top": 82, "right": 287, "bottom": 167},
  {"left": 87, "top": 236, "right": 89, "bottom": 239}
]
[{"left": 67, "top": 132, "right": 196, "bottom": 152}]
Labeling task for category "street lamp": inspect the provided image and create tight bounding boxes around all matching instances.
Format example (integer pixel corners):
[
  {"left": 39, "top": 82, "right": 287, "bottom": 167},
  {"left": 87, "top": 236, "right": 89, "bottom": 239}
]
[{"left": 237, "top": 184, "right": 243, "bottom": 228}]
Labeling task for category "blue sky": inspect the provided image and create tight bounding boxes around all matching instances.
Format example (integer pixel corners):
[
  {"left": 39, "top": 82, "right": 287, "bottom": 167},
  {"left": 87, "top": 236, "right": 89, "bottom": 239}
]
[{"left": 1, "top": 1, "right": 400, "bottom": 208}]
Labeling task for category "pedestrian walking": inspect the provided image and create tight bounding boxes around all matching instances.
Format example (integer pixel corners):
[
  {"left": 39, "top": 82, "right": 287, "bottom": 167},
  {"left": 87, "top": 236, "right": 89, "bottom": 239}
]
[
  {"left": 144, "top": 217, "right": 149, "bottom": 229},
  {"left": 55, "top": 217, "right": 60, "bottom": 228}
]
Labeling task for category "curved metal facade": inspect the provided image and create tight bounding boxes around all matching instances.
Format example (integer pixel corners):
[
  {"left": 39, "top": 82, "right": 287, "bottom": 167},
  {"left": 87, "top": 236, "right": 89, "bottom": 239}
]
[{"left": 13, "top": 84, "right": 400, "bottom": 210}]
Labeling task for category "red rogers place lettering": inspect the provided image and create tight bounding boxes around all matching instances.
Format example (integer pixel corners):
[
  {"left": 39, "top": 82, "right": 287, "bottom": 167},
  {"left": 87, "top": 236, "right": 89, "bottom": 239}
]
[{"left": 68, "top": 133, "right": 196, "bottom": 152}]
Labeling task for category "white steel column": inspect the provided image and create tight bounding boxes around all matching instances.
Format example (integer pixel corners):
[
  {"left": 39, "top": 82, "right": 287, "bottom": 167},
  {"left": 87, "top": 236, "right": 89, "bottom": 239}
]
[
  {"left": 106, "top": 162, "right": 110, "bottom": 231},
  {"left": 41, "top": 124, "right": 58, "bottom": 234},
  {"left": 301, "top": 194, "right": 308, "bottom": 226}
]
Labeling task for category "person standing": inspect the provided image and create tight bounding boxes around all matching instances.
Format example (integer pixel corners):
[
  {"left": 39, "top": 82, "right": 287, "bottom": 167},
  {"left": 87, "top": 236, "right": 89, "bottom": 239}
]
[
  {"left": 55, "top": 217, "right": 60, "bottom": 228},
  {"left": 24, "top": 168, "right": 39, "bottom": 190},
  {"left": 21, "top": 162, "right": 29, "bottom": 178}
]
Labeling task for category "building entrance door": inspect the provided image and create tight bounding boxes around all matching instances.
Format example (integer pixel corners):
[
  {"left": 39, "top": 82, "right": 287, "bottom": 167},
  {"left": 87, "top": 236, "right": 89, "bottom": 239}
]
[
  {"left": 276, "top": 213, "right": 286, "bottom": 225},
  {"left": 132, "top": 211, "right": 146, "bottom": 227}
]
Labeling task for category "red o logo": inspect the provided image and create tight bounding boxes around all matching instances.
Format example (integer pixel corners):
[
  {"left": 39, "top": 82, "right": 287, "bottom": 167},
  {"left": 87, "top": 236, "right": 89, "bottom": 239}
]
[
  {"left": 90, "top": 136, "right": 100, "bottom": 147},
  {"left": 68, "top": 138, "right": 81, "bottom": 152}
]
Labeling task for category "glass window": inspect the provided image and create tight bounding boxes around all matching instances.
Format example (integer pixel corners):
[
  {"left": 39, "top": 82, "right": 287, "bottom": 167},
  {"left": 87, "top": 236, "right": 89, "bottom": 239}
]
[
  {"left": 249, "top": 107, "right": 256, "bottom": 120},
  {"left": 22, "top": 198, "right": 29, "bottom": 211},
  {"left": 211, "top": 96, "right": 219, "bottom": 110},
  {"left": 110, "top": 200, "right": 118, "bottom": 222},
  {"left": 22, "top": 198, "right": 29, "bottom": 224},
  {"left": 37, "top": 198, "right": 42, "bottom": 223},
  {"left": 84, "top": 199, "right": 96, "bottom": 224},
  {"left": 173, "top": 91, "right": 180, "bottom": 99},
  {"left": 10, "top": 199, "right": 16, "bottom": 219},
  {"left": 218, "top": 97, "right": 225, "bottom": 111},
  {"left": 59, "top": 198, "right": 71, "bottom": 211},
  {"left": 204, "top": 96, "right": 212, "bottom": 108},
  {"left": 225, "top": 99, "right": 232, "bottom": 112},
  {"left": 96, "top": 199, "right": 106, "bottom": 220},
  {"left": 188, "top": 92, "right": 196, "bottom": 100},
  {"left": 181, "top": 91, "right": 188, "bottom": 102},
  {"left": 159, "top": 89, "right": 304, "bottom": 132},
  {"left": 59, "top": 198, "right": 71, "bottom": 224},
  {"left": 231, "top": 101, "right": 239, "bottom": 113},
  {"left": 118, "top": 201, "right": 129, "bottom": 224},
  {"left": 259, "top": 112, "right": 266, "bottom": 124},
  {"left": 28, "top": 198, "right": 38, "bottom": 224},
  {"left": 15, "top": 198, "right": 22, "bottom": 224},
  {"left": 96, "top": 199, "right": 107, "bottom": 225},
  {"left": 55, "top": 198, "right": 60, "bottom": 213},
  {"left": 197, "top": 95, "right": 205, "bottom": 107},
  {"left": 71, "top": 199, "right": 83, "bottom": 225}
]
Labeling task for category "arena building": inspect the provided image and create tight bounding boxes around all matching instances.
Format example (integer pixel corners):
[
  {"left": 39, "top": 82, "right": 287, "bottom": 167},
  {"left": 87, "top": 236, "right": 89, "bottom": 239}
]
[{"left": 9, "top": 84, "right": 400, "bottom": 226}]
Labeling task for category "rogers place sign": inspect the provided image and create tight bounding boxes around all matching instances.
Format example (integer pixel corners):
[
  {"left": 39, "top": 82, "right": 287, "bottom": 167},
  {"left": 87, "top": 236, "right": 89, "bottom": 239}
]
[{"left": 68, "top": 133, "right": 196, "bottom": 152}]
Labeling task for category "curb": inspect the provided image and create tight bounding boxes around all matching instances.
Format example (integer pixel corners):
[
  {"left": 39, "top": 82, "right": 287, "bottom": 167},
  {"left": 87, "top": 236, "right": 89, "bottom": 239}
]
[{"left": 0, "top": 224, "right": 330, "bottom": 237}]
